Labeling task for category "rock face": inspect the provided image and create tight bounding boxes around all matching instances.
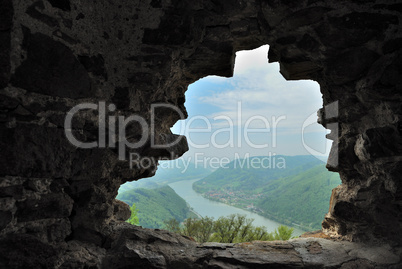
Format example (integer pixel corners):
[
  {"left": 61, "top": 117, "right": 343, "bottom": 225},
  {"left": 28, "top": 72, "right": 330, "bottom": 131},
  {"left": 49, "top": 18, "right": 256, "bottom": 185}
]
[{"left": 0, "top": 0, "right": 401, "bottom": 268}]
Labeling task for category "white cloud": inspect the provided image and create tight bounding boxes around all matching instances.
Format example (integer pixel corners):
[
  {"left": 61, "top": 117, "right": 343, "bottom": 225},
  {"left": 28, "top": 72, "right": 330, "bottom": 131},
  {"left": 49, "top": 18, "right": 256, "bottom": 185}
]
[
  {"left": 233, "top": 45, "right": 270, "bottom": 75},
  {"left": 172, "top": 45, "right": 330, "bottom": 157},
  {"left": 197, "top": 45, "right": 322, "bottom": 134},
  {"left": 202, "top": 75, "right": 231, "bottom": 84}
]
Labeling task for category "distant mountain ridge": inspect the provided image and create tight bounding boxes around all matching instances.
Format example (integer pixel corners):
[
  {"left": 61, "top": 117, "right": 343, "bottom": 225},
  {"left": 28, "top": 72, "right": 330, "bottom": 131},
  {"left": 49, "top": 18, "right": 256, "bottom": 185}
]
[{"left": 193, "top": 155, "right": 324, "bottom": 191}]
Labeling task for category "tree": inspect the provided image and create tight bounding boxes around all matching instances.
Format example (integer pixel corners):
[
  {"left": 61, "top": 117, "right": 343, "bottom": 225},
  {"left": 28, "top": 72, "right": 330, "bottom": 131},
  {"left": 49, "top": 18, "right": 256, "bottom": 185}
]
[
  {"left": 127, "top": 203, "right": 139, "bottom": 225},
  {"left": 274, "top": 225, "right": 294, "bottom": 240},
  {"left": 181, "top": 217, "right": 200, "bottom": 239},
  {"left": 163, "top": 218, "right": 181, "bottom": 234},
  {"left": 242, "top": 225, "right": 273, "bottom": 242},
  {"left": 195, "top": 216, "right": 215, "bottom": 243},
  {"left": 237, "top": 217, "right": 254, "bottom": 242},
  {"left": 163, "top": 214, "right": 295, "bottom": 244},
  {"left": 212, "top": 214, "right": 252, "bottom": 243},
  {"left": 211, "top": 215, "right": 234, "bottom": 243}
]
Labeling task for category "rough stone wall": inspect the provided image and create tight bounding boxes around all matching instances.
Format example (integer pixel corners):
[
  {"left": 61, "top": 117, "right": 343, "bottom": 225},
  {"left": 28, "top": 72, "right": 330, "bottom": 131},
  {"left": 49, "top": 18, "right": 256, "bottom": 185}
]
[{"left": 0, "top": 0, "right": 401, "bottom": 268}]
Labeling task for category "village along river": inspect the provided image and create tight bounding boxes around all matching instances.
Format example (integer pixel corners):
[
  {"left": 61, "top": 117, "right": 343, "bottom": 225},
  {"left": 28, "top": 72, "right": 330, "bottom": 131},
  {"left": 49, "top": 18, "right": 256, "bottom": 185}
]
[{"left": 169, "top": 178, "right": 305, "bottom": 236}]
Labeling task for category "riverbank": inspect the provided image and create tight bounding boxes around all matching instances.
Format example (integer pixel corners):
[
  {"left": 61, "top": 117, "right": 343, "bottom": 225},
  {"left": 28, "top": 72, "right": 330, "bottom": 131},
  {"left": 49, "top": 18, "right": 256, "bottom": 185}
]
[
  {"left": 194, "top": 188, "right": 314, "bottom": 232},
  {"left": 169, "top": 179, "right": 305, "bottom": 236}
]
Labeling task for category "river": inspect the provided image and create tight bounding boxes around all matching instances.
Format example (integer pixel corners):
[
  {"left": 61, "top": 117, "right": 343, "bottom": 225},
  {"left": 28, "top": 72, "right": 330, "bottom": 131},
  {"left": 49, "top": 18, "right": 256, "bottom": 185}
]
[{"left": 169, "top": 178, "right": 305, "bottom": 236}]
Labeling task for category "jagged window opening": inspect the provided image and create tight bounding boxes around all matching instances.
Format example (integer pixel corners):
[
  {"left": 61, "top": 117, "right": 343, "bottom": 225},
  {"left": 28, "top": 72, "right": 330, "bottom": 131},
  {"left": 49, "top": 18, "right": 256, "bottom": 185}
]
[{"left": 118, "top": 45, "right": 340, "bottom": 241}]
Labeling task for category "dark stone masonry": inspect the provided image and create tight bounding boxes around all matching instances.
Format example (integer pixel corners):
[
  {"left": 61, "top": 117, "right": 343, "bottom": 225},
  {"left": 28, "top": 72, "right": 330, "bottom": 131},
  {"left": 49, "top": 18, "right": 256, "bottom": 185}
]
[{"left": 0, "top": 0, "right": 401, "bottom": 268}]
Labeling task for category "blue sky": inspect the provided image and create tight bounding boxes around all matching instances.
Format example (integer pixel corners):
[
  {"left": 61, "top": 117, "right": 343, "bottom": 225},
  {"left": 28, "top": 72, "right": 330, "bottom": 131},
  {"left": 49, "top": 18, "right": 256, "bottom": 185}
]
[{"left": 171, "top": 45, "right": 330, "bottom": 160}]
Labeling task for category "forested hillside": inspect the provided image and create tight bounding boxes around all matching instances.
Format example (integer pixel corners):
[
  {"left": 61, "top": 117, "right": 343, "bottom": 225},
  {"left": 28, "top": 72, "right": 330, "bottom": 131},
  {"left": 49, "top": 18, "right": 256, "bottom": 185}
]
[
  {"left": 256, "top": 164, "right": 340, "bottom": 230},
  {"left": 193, "top": 155, "right": 323, "bottom": 192},
  {"left": 117, "top": 186, "right": 197, "bottom": 229},
  {"left": 193, "top": 156, "right": 341, "bottom": 230}
]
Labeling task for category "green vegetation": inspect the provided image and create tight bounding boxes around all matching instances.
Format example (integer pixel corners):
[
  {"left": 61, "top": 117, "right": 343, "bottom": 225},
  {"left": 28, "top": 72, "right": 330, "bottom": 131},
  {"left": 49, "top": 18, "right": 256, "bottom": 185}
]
[
  {"left": 193, "top": 155, "right": 323, "bottom": 192},
  {"left": 193, "top": 156, "right": 341, "bottom": 231},
  {"left": 164, "top": 214, "right": 294, "bottom": 243},
  {"left": 117, "top": 186, "right": 197, "bottom": 229},
  {"left": 118, "top": 155, "right": 340, "bottom": 232},
  {"left": 256, "top": 164, "right": 340, "bottom": 230},
  {"left": 127, "top": 203, "right": 139, "bottom": 225}
]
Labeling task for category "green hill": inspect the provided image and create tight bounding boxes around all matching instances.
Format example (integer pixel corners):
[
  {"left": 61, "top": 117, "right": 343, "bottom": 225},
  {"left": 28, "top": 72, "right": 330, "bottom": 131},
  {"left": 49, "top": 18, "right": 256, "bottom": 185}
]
[
  {"left": 117, "top": 185, "right": 197, "bottom": 229},
  {"left": 193, "top": 155, "right": 341, "bottom": 231},
  {"left": 256, "top": 164, "right": 340, "bottom": 230},
  {"left": 193, "top": 155, "right": 323, "bottom": 192}
]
